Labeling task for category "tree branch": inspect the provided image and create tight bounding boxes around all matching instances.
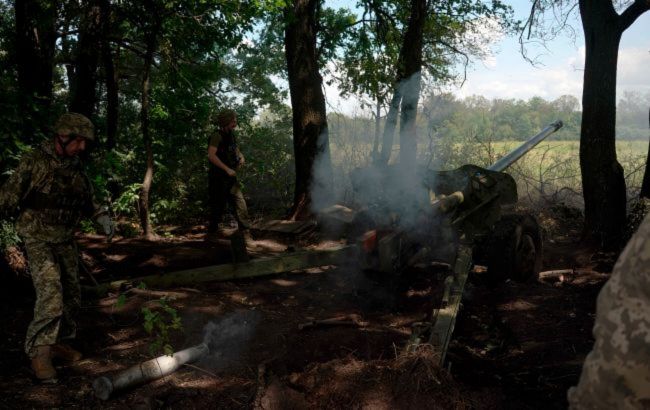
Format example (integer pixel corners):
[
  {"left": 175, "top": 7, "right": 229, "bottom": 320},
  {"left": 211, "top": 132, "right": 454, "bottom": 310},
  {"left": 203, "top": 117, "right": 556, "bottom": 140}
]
[
  {"left": 437, "top": 39, "right": 468, "bottom": 85},
  {"left": 619, "top": 0, "right": 650, "bottom": 32},
  {"left": 518, "top": 0, "right": 542, "bottom": 66}
]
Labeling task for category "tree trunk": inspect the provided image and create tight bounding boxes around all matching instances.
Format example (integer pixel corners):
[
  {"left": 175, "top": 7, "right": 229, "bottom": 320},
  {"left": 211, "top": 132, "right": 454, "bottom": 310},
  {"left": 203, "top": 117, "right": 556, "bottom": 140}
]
[
  {"left": 378, "top": 91, "right": 401, "bottom": 165},
  {"left": 100, "top": 0, "right": 118, "bottom": 150},
  {"left": 371, "top": 98, "right": 381, "bottom": 162},
  {"left": 14, "top": 0, "right": 57, "bottom": 143},
  {"left": 398, "top": 0, "right": 426, "bottom": 171},
  {"left": 69, "top": 0, "right": 102, "bottom": 118},
  {"left": 640, "top": 107, "right": 650, "bottom": 198},
  {"left": 376, "top": 0, "right": 426, "bottom": 167},
  {"left": 138, "top": 23, "right": 159, "bottom": 240},
  {"left": 284, "top": 0, "right": 331, "bottom": 220},
  {"left": 579, "top": 0, "right": 626, "bottom": 249}
]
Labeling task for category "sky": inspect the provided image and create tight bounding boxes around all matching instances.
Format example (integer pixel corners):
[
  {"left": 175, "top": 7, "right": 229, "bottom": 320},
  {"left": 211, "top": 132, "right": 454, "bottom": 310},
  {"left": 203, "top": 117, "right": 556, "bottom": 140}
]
[{"left": 325, "top": 0, "right": 650, "bottom": 114}]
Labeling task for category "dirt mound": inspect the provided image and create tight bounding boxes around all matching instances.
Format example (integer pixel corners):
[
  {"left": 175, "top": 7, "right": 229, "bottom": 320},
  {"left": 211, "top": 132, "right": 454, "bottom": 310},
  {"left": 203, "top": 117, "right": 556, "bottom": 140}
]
[{"left": 257, "top": 346, "right": 468, "bottom": 409}]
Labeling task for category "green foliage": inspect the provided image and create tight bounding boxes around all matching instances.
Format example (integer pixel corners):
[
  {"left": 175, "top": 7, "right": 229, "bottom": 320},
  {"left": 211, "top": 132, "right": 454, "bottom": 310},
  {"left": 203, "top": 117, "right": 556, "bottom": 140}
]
[
  {"left": 115, "top": 293, "right": 127, "bottom": 309},
  {"left": 117, "top": 221, "right": 140, "bottom": 238},
  {"left": 114, "top": 183, "right": 142, "bottom": 217},
  {"left": 0, "top": 220, "right": 20, "bottom": 251},
  {"left": 238, "top": 107, "right": 295, "bottom": 214},
  {"left": 141, "top": 297, "right": 183, "bottom": 356},
  {"left": 335, "top": 0, "right": 518, "bottom": 106},
  {"left": 419, "top": 93, "right": 583, "bottom": 147},
  {"left": 0, "top": 1, "right": 27, "bottom": 174},
  {"left": 109, "top": 282, "right": 182, "bottom": 356},
  {"left": 617, "top": 91, "right": 650, "bottom": 139},
  {"left": 0, "top": 0, "right": 646, "bottom": 236},
  {"left": 79, "top": 219, "right": 96, "bottom": 234},
  {"left": 151, "top": 198, "right": 183, "bottom": 224}
]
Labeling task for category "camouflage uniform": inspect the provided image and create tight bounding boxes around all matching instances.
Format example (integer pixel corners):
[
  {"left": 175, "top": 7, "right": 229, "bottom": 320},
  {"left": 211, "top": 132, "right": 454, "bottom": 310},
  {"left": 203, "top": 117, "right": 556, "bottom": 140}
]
[
  {"left": 0, "top": 133, "right": 100, "bottom": 357},
  {"left": 207, "top": 129, "right": 250, "bottom": 232},
  {"left": 568, "top": 213, "right": 650, "bottom": 409}
]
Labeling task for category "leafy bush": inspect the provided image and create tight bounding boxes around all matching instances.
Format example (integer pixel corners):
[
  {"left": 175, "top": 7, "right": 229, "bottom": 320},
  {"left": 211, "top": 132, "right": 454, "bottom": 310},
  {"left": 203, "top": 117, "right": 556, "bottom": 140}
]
[
  {"left": 117, "top": 221, "right": 140, "bottom": 238},
  {"left": 79, "top": 219, "right": 96, "bottom": 234},
  {"left": 114, "top": 183, "right": 142, "bottom": 217},
  {"left": 142, "top": 297, "right": 183, "bottom": 356},
  {"left": 0, "top": 220, "right": 20, "bottom": 251}
]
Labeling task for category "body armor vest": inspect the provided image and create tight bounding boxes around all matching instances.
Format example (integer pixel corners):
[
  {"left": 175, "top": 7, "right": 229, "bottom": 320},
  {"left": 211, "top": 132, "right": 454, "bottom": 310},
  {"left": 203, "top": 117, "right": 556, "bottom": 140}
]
[
  {"left": 215, "top": 130, "right": 241, "bottom": 170},
  {"left": 23, "top": 159, "right": 90, "bottom": 226}
]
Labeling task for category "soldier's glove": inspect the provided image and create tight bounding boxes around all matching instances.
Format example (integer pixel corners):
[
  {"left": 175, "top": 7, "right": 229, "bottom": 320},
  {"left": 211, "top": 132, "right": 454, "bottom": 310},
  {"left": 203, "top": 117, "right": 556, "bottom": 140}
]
[{"left": 96, "top": 214, "right": 115, "bottom": 242}]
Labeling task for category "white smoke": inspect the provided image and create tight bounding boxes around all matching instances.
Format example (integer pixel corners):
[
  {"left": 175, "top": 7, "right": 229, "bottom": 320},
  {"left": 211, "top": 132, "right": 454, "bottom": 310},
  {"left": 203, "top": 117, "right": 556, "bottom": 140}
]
[
  {"left": 199, "top": 310, "right": 260, "bottom": 371},
  {"left": 311, "top": 72, "right": 431, "bottom": 236},
  {"left": 310, "top": 128, "right": 337, "bottom": 214}
]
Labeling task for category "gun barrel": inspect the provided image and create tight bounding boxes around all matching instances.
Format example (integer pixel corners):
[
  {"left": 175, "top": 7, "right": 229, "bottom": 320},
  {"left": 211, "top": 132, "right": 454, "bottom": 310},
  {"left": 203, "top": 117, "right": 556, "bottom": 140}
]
[{"left": 487, "top": 120, "right": 563, "bottom": 172}]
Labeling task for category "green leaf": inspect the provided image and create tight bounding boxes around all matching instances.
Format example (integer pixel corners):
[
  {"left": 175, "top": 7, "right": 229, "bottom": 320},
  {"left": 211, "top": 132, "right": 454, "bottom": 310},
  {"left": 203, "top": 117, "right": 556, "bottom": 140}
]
[{"left": 116, "top": 294, "right": 127, "bottom": 308}]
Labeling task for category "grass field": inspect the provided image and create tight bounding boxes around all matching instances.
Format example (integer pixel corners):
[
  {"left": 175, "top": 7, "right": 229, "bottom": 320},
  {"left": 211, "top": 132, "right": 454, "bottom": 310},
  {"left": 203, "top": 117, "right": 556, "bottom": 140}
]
[{"left": 329, "top": 139, "right": 649, "bottom": 208}]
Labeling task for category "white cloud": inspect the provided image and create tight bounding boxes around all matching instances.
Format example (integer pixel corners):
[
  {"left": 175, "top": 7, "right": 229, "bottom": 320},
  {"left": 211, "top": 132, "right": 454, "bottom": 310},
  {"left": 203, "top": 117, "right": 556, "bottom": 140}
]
[
  {"left": 481, "top": 54, "right": 498, "bottom": 69},
  {"left": 618, "top": 47, "right": 650, "bottom": 90},
  {"left": 447, "top": 44, "right": 648, "bottom": 103},
  {"left": 450, "top": 60, "right": 584, "bottom": 101}
]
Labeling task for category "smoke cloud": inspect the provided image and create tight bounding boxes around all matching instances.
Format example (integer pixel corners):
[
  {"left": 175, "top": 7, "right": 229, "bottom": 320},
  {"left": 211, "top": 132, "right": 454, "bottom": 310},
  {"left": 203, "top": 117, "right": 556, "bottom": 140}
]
[
  {"left": 310, "top": 72, "right": 432, "bottom": 237},
  {"left": 199, "top": 310, "right": 260, "bottom": 371}
]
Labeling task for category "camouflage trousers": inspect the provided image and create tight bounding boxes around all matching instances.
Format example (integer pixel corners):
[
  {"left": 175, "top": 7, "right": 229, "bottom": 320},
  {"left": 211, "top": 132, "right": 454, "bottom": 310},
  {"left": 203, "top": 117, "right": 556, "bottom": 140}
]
[
  {"left": 568, "top": 214, "right": 650, "bottom": 409},
  {"left": 208, "top": 175, "right": 250, "bottom": 232},
  {"left": 23, "top": 239, "right": 81, "bottom": 358}
]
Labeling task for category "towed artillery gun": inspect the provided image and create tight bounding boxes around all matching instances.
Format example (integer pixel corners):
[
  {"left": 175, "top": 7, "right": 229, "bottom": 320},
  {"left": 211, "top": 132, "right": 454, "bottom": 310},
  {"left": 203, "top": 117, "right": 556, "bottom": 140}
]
[{"left": 349, "top": 120, "right": 564, "bottom": 364}]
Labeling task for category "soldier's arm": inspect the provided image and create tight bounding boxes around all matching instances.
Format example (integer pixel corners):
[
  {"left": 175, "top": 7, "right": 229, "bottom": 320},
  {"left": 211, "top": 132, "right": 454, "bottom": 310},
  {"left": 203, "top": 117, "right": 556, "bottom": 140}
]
[
  {"left": 0, "top": 152, "right": 36, "bottom": 217},
  {"left": 207, "top": 145, "right": 236, "bottom": 176}
]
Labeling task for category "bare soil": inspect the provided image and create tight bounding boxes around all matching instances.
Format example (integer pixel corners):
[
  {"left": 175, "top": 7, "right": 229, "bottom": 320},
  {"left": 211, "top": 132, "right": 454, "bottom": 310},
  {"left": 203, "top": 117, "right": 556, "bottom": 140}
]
[{"left": 0, "top": 208, "right": 610, "bottom": 409}]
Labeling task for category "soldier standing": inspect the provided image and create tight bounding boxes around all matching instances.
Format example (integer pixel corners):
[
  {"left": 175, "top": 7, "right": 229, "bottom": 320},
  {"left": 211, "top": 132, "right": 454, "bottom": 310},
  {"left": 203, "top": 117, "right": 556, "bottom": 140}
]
[
  {"left": 0, "top": 113, "right": 114, "bottom": 382},
  {"left": 206, "top": 109, "right": 251, "bottom": 241},
  {"left": 568, "top": 213, "right": 650, "bottom": 408}
]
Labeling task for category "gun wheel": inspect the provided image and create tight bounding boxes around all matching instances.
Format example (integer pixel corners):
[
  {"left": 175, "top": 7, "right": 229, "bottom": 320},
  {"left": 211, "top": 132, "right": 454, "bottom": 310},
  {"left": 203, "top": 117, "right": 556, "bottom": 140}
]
[{"left": 487, "top": 213, "right": 542, "bottom": 282}]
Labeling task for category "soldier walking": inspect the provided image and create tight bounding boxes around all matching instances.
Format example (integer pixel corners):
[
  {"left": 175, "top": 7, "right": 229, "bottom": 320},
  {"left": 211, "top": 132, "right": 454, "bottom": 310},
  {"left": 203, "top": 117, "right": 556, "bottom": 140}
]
[
  {"left": 0, "top": 113, "right": 114, "bottom": 382},
  {"left": 206, "top": 109, "right": 251, "bottom": 242}
]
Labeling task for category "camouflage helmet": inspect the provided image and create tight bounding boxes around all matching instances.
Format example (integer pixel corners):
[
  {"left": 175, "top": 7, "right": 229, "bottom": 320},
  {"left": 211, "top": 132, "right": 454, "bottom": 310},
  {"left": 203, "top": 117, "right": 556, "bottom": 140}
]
[{"left": 54, "top": 112, "right": 95, "bottom": 141}]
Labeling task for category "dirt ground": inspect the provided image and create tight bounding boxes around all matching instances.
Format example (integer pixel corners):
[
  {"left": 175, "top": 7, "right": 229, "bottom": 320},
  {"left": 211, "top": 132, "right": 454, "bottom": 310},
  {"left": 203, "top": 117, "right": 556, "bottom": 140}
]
[{"left": 0, "top": 208, "right": 612, "bottom": 409}]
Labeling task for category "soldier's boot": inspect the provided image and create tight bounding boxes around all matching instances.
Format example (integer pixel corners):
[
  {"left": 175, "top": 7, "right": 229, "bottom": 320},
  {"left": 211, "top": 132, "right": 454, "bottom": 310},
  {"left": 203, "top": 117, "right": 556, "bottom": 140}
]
[
  {"left": 31, "top": 346, "right": 57, "bottom": 382},
  {"left": 51, "top": 343, "right": 83, "bottom": 362}
]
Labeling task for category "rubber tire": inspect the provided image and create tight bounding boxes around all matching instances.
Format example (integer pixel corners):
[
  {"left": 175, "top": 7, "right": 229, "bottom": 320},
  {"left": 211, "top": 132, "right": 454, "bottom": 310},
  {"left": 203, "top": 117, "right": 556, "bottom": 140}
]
[{"left": 486, "top": 213, "right": 542, "bottom": 282}]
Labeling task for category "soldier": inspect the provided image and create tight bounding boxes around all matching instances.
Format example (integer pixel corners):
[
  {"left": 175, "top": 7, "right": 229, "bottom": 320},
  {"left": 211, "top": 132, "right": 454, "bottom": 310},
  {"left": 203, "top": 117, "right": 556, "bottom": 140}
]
[
  {"left": 206, "top": 109, "right": 251, "bottom": 241},
  {"left": 568, "top": 213, "right": 650, "bottom": 408},
  {"left": 0, "top": 112, "right": 114, "bottom": 382}
]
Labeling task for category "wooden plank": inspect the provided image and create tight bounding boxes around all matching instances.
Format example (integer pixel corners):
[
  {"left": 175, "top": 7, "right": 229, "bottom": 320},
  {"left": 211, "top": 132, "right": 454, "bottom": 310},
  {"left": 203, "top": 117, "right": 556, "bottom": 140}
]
[
  {"left": 88, "top": 246, "right": 356, "bottom": 296},
  {"left": 429, "top": 244, "right": 473, "bottom": 365},
  {"left": 229, "top": 230, "right": 250, "bottom": 263}
]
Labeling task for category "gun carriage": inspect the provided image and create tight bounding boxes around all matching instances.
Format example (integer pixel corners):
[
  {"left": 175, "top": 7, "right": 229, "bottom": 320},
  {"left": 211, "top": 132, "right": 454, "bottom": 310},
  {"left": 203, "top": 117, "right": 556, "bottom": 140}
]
[{"left": 349, "top": 121, "right": 564, "bottom": 364}]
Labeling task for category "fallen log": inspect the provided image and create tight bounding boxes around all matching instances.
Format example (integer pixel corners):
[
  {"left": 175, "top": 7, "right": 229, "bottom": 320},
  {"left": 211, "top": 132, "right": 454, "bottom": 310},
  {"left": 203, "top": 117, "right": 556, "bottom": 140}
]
[
  {"left": 538, "top": 269, "right": 604, "bottom": 280},
  {"left": 87, "top": 245, "right": 355, "bottom": 296}
]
